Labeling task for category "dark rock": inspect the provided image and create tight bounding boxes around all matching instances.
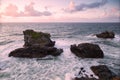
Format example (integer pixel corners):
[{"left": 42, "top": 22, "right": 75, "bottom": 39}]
[
  {"left": 23, "top": 29, "right": 55, "bottom": 47},
  {"left": 75, "top": 65, "right": 118, "bottom": 80},
  {"left": 112, "top": 76, "right": 120, "bottom": 80},
  {"left": 9, "top": 30, "right": 63, "bottom": 58},
  {"left": 70, "top": 43, "right": 104, "bottom": 58},
  {"left": 74, "top": 77, "right": 98, "bottom": 80},
  {"left": 9, "top": 46, "right": 63, "bottom": 58},
  {"left": 91, "top": 65, "right": 116, "bottom": 80},
  {"left": 80, "top": 67, "right": 84, "bottom": 71},
  {"left": 96, "top": 31, "right": 115, "bottom": 39}
]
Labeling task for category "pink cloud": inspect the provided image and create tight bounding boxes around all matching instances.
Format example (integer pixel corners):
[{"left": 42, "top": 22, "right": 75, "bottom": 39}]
[
  {"left": 1, "top": 2, "right": 52, "bottom": 17},
  {"left": 3, "top": 4, "right": 19, "bottom": 17}
]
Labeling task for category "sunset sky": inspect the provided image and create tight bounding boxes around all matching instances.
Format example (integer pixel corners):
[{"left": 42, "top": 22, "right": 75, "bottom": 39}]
[{"left": 0, "top": 0, "right": 120, "bottom": 22}]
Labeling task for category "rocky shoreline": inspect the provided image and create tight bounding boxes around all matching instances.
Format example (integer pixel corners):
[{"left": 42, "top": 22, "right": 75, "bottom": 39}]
[{"left": 8, "top": 30, "right": 120, "bottom": 80}]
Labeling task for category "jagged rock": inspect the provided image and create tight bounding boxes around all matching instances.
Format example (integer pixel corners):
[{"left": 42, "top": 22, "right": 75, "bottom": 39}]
[
  {"left": 23, "top": 29, "right": 55, "bottom": 47},
  {"left": 91, "top": 65, "right": 116, "bottom": 80},
  {"left": 9, "top": 30, "right": 63, "bottom": 58},
  {"left": 9, "top": 46, "right": 63, "bottom": 58},
  {"left": 96, "top": 31, "right": 115, "bottom": 39},
  {"left": 75, "top": 65, "right": 118, "bottom": 80},
  {"left": 70, "top": 43, "right": 104, "bottom": 58}
]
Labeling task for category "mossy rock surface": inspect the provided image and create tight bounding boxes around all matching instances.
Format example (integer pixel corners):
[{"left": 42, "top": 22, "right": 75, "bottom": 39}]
[
  {"left": 23, "top": 29, "right": 55, "bottom": 47},
  {"left": 24, "top": 30, "right": 50, "bottom": 39}
]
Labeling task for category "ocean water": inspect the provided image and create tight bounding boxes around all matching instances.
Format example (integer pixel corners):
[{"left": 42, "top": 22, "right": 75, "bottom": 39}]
[{"left": 0, "top": 23, "right": 120, "bottom": 80}]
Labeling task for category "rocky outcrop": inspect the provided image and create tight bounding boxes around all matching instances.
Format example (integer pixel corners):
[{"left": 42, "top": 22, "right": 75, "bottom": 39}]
[
  {"left": 91, "top": 65, "right": 117, "bottom": 80},
  {"left": 74, "top": 65, "right": 119, "bottom": 80},
  {"left": 70, "top": 43, "right": 104, "bottom": 58},
  {"left": 9, "top": 46, "right": 63, "bottom": 58},
  {"left": 9, "top": 30, "right": 63, "bottom": 58},
  {"left": 23, "top": 30, "right": 55, "bottom": 47},
  {"left": 96, "top": 31, "right": 115, "bottom": 39},
  {"left": 112, "top": 76, "right": 120, "bottom": 80}
]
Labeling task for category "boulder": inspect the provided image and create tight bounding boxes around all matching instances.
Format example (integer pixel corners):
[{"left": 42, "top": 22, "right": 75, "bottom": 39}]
[
  {"left": 9, "top": 46, "right": 63, "bottom": 58},
  {"left": 9, "top": 30, "right": 63, "bottom": 58},
  {"left": 91, "top": 65, "right": 116, "bottom": 80},
  {"left": 74, "top": 65, "right": 117, "bottom": 80},
  {"left": 23, "top": 29, "right": 55, "bottom": 47},
  {"left": 112, "top": 76, "right": 120, "bottom": 80},
  {"left": 70, "top": 43, "right": 104, "bottom": 58},
  {"left": 96, "top": 31, "right": 115, "bottom": 39}
]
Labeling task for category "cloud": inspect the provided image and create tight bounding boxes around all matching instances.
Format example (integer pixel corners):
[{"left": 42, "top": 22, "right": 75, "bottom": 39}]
[
  {"left": 64, "top": 0, "right": 108, "bottom": 13},
  {"left": 3, "top": 4, "right": 19, "bottom": 17},
  {"left": 1, "top": 2, "right": 52, "bottom": 17}
]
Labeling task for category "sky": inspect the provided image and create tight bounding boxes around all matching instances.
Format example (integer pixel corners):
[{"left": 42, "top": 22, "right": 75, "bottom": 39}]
[{"left": 0, "top": 0, "right": 120, "bottom": 22}]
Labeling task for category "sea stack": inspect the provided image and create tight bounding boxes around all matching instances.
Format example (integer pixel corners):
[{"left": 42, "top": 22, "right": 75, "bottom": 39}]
[
  {"left": 9, "top": 29, "right": 63, "bottom": 58},
  {"left": 70, "top": 43, "right": 104, "bottom": 58}
]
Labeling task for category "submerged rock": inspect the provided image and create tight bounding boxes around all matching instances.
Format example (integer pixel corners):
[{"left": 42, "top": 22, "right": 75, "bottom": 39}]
[
  {"left": 9, "top": 30, "right": 63, "bottom": 58},
  {"left": 91, "top": 65, "right": 116, "bottom": 80},
  {"left": 23, "top": 29, "right": 55, "bottom": 47},
  {"left": 70, "top": 43, "right": 104, "bottom": 58},
  {"left": 96, "top": 31, "right": 115, "bottom": 39}
]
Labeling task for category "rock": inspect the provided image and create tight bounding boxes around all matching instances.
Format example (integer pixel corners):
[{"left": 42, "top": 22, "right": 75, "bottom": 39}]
[
  {"left": 96, "top": 31, "right": 115, "bottom": 39},
  {"left": 9, "top": 46, "right": 63, "bottom": 58},
  {"left": 23, "top": 29, "right": 55, "bottom": 47},
  {"left": 9, "top": 29, "right": 63, "bottom": 58},
  {"left": 91, "top": 65, "right": 116, "bottom": 80},
  {"left": 74, "top": 77, "right": 98, "bottom": 80},
  {"left": 112, "top": 76, "right": 120, "bottom": 80},
  {"left": 75, "top": 65, "right": 118, "bottom": 80},
  {"left": 70, "top": 43, "right": 104, "bottom": 58}
]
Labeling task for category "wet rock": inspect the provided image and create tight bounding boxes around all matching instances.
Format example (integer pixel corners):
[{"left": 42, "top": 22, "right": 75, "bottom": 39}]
[
  {"left": 96, "top": 31, "right": 115, "bottom": 39},
  {"left": 74, "top": 77, "right": 98, "bottom": 80},
  {"left": 91, "top": 65, "right": 116, "bottom": 80},
  {"left": 75, "top": 65, "right": 118, "bottom": 80},
  {"left": 70, "top": 43, "right": 104, "bottom": 58},
  {"left": 9, "top": 30, "right": 63, "bottom": 58},
  {"left": 9, "top": 46, "right": 63, "bottom": 58},
  {"left": 112, "top": 76, "right": 120, "bottom": 80},
  {"left": 23, "top": 29, "right": 55, "bottom": 47}
]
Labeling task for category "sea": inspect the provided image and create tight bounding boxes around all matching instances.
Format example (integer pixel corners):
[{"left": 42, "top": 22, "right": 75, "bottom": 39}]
[{"left": 0, "top": 23, "right": 120, "bottom": 80}]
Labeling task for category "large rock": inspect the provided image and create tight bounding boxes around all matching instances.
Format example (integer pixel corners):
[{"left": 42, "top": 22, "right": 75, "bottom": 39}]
[
  {"left": 96, "top": 31, "right": 115, "bottom": 39},
  {"left": 23, "top": 30, "right": 55, "bottom": 47},
  {"left": 74, "top": 65, "right": 118, "bottom": 80},
  {"left": 9, "top": 46, "right": 63, "bottom": 58},
  {"left": 91, "top": 65, "right": 116, "bottom": 80},
  {"left": 70, "top": 43, "right": 104, "bottom": 58},
  {"left": 112, "top": 76, "right": 120, "bottom": 80},
  {"left": 9, "top": 30, "right": 63, "bottom": 58}
]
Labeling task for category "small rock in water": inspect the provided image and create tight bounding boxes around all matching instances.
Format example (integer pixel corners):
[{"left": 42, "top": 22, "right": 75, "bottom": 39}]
[
  {"left": 80, "top": 67, "right": 84, "bottom": 71},
  {"left": 96, "top": 31, "right": 115, "bottom": 39}
]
